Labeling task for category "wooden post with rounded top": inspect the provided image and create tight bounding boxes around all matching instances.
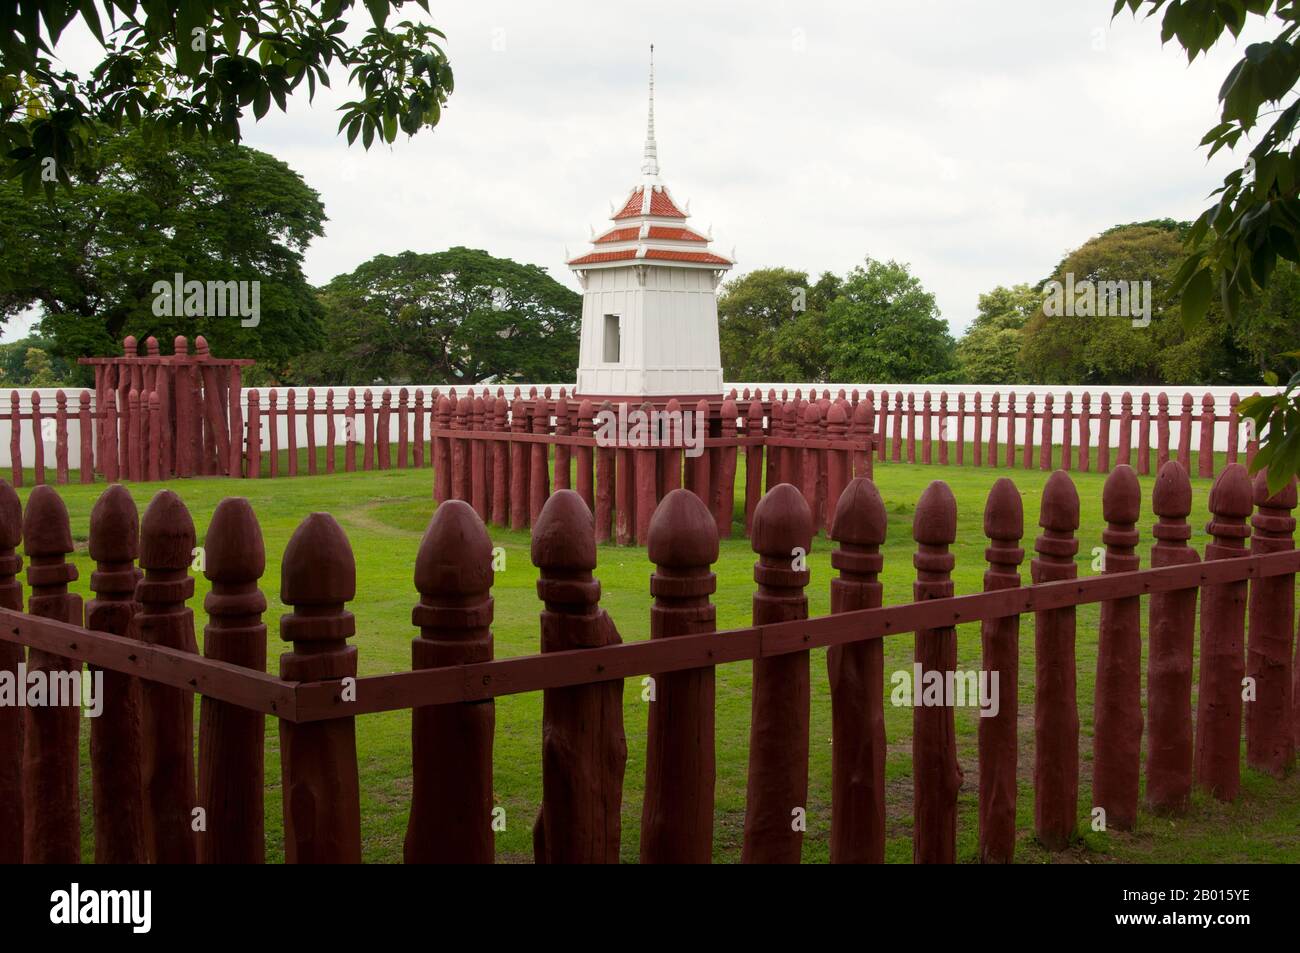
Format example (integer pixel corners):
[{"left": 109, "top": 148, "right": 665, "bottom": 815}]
[
  {"left": 800, "top": 402, "right": 822, "bottom": 536},
  {"left": 854, "top": 396, "right": 875, "bottom": 479},
  {"left": 1039, "top": 394, "right": 1053, "bottom": 470},
  {"left": 1177, "top": 393, "right": 1193, "bottom": 473},
  {"left": 641, "top": 489, "right": 718, "bottom": 863},
  {"left": 1098, "top": 393, "right": 1112, "bottom": 473},
  {"left": 405, "top": 501, "right": 496, "bottom": 863},
  {"left": 87, "top": 484, "right": 147, "bottom": 863},
  {"left": 1092, "top": 465, "right": 1142, "bottom": 830},
  {"left": 891, "top": 392, "right": 904, "bottom": 463},
  {"left": 553, "top": 391, "right": 570, "bottom": 492},
  {"left": 714, "top": 397, "right": 739, "bottom": 539},
  {"left": 0, "top": 481, "right": 23, "bottom": 863},
  {"left": 531, "top": 491, "right": 627, "bottom": 863},
  {"left": 411, "top": 389, "right": 424, "bottom": 470},
  {"left": 147, "top": 391, "right": 161, "bottom": 481},
  {"left": 1061, "top": 392, "right": 1074, "bottom": 471},
  {"left": 905, "top": 392, "right": 917, "bottom": 463},
  {"left": 529, "top": 395, "right": 551, "bottom": 526},
  {"left": 986, "top": 392, "right": 999, "bottom": 467},
  {"left": 471, "top": 395, "right": 489, "bottom": 521},
  {"left": 875, "top": 391, "right": 889, "bottom": 463},
  {"left": 433, "top": 393, "right": 450, "bottom": 498},
  {"left": 509, "top": 395, "right": 529, "bottom": 530},
  {"left": 304, "top": 388, "right": 317, "bottom": 475},
  {"left": 744, "top": 400, "right": 764, "bottom": 536},
  {"left": 1137, "top": 393, "right": 1152, "bottom": 474},
  {"left": 137, "top": 490, "right": 198, "bottom": 863},
  {"left": 126, "top": 388, "right": 141, "bottom": 481},
  {"left": 267, "top": 389, "right": 280, "bottom": 477},
  {"left": 742, "top": 483, "right": 813, "bottom": 864},
  {"left": 1005, "top": 392, "right": 1017, "bottom": 468},
  {"left": 1194, "top": 464, "right": 1253, "bottom": 801},
  {"left": 594, "top": 401, "right": 614, "bottom": 542},
  {"left": 325, "top": 389, "right": 337, "bottom": 474},
  {"left": 491, "top": 396, "right": 510, "bottom": 526},
  {"left": 197, "top": 498, "right": 268, "bottom": 863},
  {"left": 827, "top": 477, "right": 887, "bottom": 863},
  {"left": 825, "top": 403, "right": 851, "bottom": 531},
  {"left": 362, "top": 389, "right": 375, "bottom": 472},
  {"left": 54, "top": 390, "right": 68, "bottom": 484},
  {"left": 634, "top": 401, "right": 658, "bottom": 545},
  {"left": 1033, "top": 470, "right": 1080, "bottom": 850},
  {"left": 246, "top": 389, "right": 262, "bottom": 478},
  {"left": 1118, "top": 392, "right": 1133, "bottom": 467},
  {"left": 1022, "top": 392, "right": 1035, "bottom": 469},
  {"left": 912, "top": 480, "right": 961, "bottom": 863},
  {"left": 396, "top": 387, "right": 409, "bottom": 469},
  {"left": 1077, "top": 392, "right": 1091, "bottom": 472},
  {"left": 279, "top": 513, "right": 362, "bottom": 863},
  {"left": 576, "top": 399, "right": 595, "bottom": 514},
  {"left": 9, "top": 392, "right": 22, "bottom": 487},
  {"left": 378, "top": 389, "right": 392, "bottom": 471},
  {"left": 978, "top": 477, "right": 1023, "bottom": 863},
  {"left": 1145, "top": 461, "right": 1198, "bottom": 814},
  {"left": 79, "top": 391, "right": 93, "bottom": 483},
  {"left": 972, "top": 392, "right": 984, "bottom": 467},
  {"left": 662, "top": 398, "right": 684, "bottom": 497},
  {"left": 1156, "top": 393, "right": 1171, "bottom": 470},
  {"left": 1245, "top": 470, "right": 1297, "bottom": 777},
  {"left": 1198, "top": 393, "right": 1216, "bottom": 478},
  {"left": 1227, "top": 392, "right": 1240, "bottom": 465},
  {"left": 22, "top": 485, "right": 83, "bottom": 862}
]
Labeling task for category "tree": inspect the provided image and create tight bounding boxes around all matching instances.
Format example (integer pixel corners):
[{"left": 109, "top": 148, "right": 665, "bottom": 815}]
[
  {"left": 954, "top": 283, "right": 1039, "bottom": 384},
  {"left": 717, "top": 267, "right": 839, "bottom": 381},
  {"left": 0, "top": 336, "right": 71, "bottom": 385},
  {"left": 821, "top": 258, "right": 955, "bottom": 383},
  {"left": 1115, "top": 1, "right": 1300, "bottom": 490},
  {"left": 1, "top": 1, "right": 453, "bottom": 195},
  {"left": 0, "top": 126, "right": 326, "bottom": 382},
  {"left": 298, "top": 247, "right": 580, "bottom": 385},
  {"left": 1016, "top": 223, "right": 1262, "bottom": 385},
  {"left": 21, "top": 346, "right": 59, "bottom": 386}
]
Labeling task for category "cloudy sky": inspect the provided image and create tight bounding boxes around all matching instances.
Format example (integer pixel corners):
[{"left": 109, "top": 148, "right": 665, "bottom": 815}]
[{"left": 6, "top": 1, "right": 1273, "bottom": 341}]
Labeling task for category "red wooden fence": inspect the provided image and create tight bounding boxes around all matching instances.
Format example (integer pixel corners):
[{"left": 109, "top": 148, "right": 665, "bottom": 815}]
[{"left": 0, "top": 461, "right": 1296, "bottom": 863}]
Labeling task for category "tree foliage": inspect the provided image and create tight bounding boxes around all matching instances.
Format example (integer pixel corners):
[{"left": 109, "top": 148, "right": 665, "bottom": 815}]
[
  {"left": 717, "top": 267, "right": 839, "bottom": 382},
  {"left": 1, "top": 0, "right": 453, "bottom": 196},
  {"left": 0, "top": 336, "right": 69, "bottom": 385},
  {"left": 298, "top": 247, "right": 580, "bottom": 385},
  {"left": 954, "top": 283, "right": 1039, "bottom": 384},
  {"left": 1115, "top": 1, "right": 1300, "bottom": 490},
  {"left": 0, "top": 126, "right": 326, "bottom": 382},
  {"left": 822, "top": 258, "right": 956, "bottom": 383}
]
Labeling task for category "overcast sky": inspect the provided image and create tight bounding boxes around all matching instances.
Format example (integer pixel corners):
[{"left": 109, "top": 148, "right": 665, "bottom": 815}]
[{"left": 6, "top": 1, "right": 1274, "bottom": 342}]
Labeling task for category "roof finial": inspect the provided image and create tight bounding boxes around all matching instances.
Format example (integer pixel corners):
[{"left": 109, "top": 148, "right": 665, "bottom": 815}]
[{"left": 641, "top": 44, "right": 659, "bottom": 178}]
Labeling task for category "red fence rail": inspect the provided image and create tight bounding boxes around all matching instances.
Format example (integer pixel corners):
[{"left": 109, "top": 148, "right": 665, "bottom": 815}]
[{"left": 0, "top": 460, "right": 1296, "bottom": 863}]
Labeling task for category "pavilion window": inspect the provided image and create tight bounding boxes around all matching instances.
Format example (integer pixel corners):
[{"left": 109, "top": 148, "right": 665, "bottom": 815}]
[{"left": 603, "top": 314, "right": 621, "bottom": 363}]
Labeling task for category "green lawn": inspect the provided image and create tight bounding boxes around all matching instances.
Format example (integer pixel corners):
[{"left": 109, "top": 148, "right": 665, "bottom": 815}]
[{"left": 13, "top": 444, "right": 1300, "bottom": 863}]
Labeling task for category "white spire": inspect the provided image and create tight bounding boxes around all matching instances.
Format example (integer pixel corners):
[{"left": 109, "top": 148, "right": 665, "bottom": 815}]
[{"left": 641, "top": 44, "right": 659, "bottom": 178}]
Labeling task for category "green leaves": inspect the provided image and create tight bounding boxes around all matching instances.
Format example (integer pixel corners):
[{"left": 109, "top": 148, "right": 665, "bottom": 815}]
[
  {"left": 1, "top": 1, "right": 455, "bottom": 192},
  {"left": 301, "top": 248, "right": 581, "bottom": 385}
]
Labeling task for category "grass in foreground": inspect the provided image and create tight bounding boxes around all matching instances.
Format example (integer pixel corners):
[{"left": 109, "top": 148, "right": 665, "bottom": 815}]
[{"left": 12, "top": 449, "right": 1299, "bottom": 863}]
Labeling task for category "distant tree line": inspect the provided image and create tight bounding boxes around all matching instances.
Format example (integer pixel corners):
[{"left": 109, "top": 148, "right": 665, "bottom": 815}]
[
  {"left": 719, "top": 220, "right": 1297, "bottom": 387},
  {"left": 3, "top": 128, "right": 1292, "bottom": 391}
]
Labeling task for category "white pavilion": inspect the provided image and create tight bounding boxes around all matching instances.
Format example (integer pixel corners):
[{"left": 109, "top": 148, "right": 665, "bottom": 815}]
[{"left": 567, "top": 46, "right": 733, "bottom": 402}]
